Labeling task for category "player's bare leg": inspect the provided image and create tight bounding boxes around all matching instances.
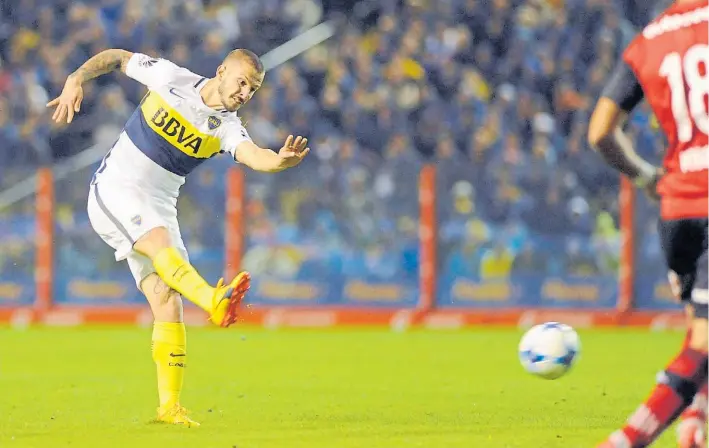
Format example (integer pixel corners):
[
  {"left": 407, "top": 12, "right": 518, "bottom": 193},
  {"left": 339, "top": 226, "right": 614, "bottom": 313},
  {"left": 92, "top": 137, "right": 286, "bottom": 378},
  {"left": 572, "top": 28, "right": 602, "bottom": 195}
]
[
  {"left": 133, "top": 226, "right": 250, "bottom": 327},
  {"left": 141, "top": 273, "right": 199, "bottom": 428},
  {"left": 599, "top": 318, "right": 708, "bottom": 448}
]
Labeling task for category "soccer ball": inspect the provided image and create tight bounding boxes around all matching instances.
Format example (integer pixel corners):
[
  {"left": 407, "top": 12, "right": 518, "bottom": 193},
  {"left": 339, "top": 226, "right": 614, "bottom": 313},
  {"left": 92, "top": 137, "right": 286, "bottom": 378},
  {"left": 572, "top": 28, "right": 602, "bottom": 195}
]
[{"left": 518, "top": 322, "right": 580, "bottom": 380}]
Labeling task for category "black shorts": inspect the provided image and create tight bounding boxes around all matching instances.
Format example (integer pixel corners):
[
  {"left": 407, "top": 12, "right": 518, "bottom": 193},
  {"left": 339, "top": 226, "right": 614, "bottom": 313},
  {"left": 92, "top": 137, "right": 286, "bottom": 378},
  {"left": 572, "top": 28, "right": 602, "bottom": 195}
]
[{"left": 659, "top": 218, "right": 708, "bottom": 319}]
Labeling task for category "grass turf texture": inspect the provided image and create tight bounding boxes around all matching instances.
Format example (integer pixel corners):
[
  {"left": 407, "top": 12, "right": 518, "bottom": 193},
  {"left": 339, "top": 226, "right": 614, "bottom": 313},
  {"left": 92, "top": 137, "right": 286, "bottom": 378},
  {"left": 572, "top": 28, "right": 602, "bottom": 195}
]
[{"left": 0, "top": 326, "right": 686, "bottom": 448}]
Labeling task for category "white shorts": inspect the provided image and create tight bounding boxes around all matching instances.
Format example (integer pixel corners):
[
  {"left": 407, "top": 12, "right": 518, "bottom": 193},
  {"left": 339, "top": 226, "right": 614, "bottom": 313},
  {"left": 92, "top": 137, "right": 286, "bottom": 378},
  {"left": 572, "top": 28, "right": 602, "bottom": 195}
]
[{"left": 87, "top": 181, "right": 188, "bottom": 289}]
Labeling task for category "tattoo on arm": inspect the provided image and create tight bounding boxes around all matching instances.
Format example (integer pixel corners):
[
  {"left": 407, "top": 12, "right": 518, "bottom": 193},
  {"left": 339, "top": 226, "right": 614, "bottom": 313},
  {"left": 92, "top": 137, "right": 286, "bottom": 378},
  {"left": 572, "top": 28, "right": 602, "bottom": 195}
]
[{"left": 70, "top": 49, "right": 133, "bottom": 83}]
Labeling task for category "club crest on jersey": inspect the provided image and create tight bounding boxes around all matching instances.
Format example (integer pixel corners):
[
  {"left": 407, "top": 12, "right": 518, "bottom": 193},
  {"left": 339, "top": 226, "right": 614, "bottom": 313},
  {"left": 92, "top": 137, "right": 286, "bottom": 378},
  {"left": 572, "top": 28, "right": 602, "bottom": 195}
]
[
  {"left": 131, "top": 215, "right": 142, "bottom": 226},
  {"left": 208, "top": 116, "right": 222, "bottom": 130}
]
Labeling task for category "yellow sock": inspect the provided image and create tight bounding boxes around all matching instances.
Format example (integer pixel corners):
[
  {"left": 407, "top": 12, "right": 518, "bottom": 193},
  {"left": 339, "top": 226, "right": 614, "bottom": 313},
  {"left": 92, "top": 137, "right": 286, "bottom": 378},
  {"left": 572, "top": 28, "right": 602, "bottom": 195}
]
[
  {"left": 153, "top": 247, "right": 214, "bottom": 312},
  {"left": 152, "top": 322, "right": 187, "bottom": 410}
]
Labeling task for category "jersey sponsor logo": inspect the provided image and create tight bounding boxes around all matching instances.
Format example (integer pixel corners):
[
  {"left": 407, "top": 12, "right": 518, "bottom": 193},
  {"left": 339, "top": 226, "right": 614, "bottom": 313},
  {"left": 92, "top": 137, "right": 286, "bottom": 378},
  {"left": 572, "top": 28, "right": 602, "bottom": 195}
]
[
  {"left": 208, "top": 116, "right": 221, "bottom": 130},
  {"left": 140, "top": 92, "right": 221, "bottom": 159},
  {"left": 150, "top": 108, "right": 203, "bottom": 153},
  {"left": 643, "top": 6, "right": 708, "bottom": 39}
]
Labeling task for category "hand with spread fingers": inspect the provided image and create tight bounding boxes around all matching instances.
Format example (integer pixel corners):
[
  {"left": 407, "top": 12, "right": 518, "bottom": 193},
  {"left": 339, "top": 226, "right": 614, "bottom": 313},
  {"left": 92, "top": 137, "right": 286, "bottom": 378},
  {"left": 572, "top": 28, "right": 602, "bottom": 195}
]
[
  {"left": 277, "top": 135, "right": 310, "bottom": 169},
  {"left": 46, "top": 75, "right": 84, "bottom": 124}
]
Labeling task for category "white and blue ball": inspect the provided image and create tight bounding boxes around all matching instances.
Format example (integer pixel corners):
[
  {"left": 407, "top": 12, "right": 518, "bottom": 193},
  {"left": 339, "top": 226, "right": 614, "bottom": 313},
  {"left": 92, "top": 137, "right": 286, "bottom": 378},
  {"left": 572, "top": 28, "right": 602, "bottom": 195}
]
[{"left": 518, "top": 322, "right": 580, "bottom": 380}]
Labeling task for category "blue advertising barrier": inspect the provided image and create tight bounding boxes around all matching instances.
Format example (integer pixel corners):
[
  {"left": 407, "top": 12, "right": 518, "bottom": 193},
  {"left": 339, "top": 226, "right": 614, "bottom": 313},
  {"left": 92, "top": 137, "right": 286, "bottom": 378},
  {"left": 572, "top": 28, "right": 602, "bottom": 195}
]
[
  {"left": 0, "top": 215, "right": 36, "bottom": 306},
  {"left": 437, "top": 274, "right": 618, "bottom": 309}
]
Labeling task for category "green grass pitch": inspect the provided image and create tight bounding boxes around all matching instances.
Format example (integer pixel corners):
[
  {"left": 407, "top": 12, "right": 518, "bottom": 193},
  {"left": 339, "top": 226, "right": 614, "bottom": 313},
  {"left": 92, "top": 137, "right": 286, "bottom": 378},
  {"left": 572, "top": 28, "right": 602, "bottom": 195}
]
[{"left": 0, "top": 326, "right": 689, "bottom": 447}]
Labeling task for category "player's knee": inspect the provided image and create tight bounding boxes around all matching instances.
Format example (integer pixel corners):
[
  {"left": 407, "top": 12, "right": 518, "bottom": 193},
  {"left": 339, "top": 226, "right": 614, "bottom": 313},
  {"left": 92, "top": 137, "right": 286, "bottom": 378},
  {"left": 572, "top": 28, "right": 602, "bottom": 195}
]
[
  {"left": 133, "top": 227, "right": 171, "bottom": 259},
  {"left": 161, "top": 291, "right": 183, "bottom": 321},
  {"left": 689, "top": 317, "right": 708, "bottom": 352},
  {"left": 141, "top": 275, "right": 183, "bottom": 322},
  {"left": 153, "top": 290, "right": 183, "bottom": 322}
]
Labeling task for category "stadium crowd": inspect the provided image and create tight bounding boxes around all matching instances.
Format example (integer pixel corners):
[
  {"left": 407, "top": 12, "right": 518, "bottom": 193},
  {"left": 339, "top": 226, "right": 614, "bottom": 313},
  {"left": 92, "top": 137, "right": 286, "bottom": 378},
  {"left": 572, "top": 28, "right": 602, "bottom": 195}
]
[{"left": 0, "top": 0, "right": 668, "bottom": 287}]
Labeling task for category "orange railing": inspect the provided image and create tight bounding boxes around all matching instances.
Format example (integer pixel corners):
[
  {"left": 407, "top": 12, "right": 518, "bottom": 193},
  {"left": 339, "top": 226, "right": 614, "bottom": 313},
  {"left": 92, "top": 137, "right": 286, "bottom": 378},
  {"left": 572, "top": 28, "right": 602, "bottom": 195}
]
[{"left": 618, "top": 176, "right": 635, "bottom": 314}]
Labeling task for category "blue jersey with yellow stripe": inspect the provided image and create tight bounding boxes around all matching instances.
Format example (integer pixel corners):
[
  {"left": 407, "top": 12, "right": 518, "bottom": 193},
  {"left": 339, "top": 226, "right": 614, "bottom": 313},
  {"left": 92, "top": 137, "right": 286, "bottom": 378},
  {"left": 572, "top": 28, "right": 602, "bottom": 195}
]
[{"left": 92, "top": 53, "right": 251, "bottom": 196}]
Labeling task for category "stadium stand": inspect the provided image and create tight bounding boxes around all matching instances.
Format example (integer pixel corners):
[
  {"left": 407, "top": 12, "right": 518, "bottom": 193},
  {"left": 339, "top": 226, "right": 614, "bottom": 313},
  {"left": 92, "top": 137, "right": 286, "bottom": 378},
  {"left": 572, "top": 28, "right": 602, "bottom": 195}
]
[{"left": 0, "top": 0, "right": 677, "bottom": 318}]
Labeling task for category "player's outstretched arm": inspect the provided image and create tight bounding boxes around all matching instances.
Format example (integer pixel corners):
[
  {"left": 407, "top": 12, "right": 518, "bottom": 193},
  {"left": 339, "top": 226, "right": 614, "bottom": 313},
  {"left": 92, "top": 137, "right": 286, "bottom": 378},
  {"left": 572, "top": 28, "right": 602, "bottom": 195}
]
[
  {"left": 46, "top": 49, "right": 134, "bottom": 124},
  {"left": 68, "top": 49, "right": 134, "bottom": 83},
  {"left": 235, "top": 135, "right": 310, "bottom": 173}
]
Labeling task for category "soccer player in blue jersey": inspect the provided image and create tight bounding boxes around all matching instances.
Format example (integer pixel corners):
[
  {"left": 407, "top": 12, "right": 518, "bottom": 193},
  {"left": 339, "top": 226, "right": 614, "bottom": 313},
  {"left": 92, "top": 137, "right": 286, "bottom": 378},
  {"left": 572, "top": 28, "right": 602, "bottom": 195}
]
[{"left": 47, "top": 48, "right": 310, "bottom": 427}]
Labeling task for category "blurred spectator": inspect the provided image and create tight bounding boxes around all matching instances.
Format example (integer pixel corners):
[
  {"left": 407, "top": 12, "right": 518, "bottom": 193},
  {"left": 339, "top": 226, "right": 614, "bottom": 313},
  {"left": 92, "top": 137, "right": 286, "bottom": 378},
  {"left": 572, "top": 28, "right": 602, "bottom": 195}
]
[
  {"left": 511, "top": 242, "right": 549, "bottom": 276},
  {"left": 0, "top": 0, "right": 664, "bottom": 288},
  {"left": 479, "top": 241, "right": 515, "bottom": 280},
  {"left": 564, "top": 237, "right": 601, "bottom": 277},
  {"left": 444, "top": 219, "right": 491, "bottom": 279}
]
